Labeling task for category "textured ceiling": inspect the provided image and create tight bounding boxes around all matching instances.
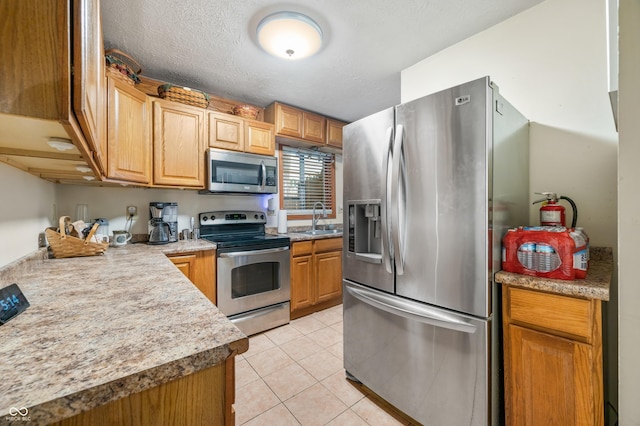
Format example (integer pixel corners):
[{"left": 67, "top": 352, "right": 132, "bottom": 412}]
[{"left": 101, "top": 0, "right": 543, "bottom": 123}]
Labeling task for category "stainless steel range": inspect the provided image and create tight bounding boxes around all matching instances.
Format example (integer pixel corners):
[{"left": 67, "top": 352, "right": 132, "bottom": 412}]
[{"left": 199, "top": 210, "right": 290, "bottom": 336}]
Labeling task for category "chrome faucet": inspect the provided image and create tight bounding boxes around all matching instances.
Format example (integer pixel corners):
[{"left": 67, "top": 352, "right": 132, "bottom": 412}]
[{"left": 312, "top": 201, "right": 327, "bottom": 232}]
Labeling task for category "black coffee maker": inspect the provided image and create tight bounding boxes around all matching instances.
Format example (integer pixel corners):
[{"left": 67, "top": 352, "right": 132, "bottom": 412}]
[{"left": 148, "top": 202, "right": 178, "bottom": 244}]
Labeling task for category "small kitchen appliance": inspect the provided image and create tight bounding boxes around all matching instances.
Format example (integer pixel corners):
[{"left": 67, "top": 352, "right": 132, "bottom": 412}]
[
  {"left": 201, "top": 148, "right": 277, "bottom": 194},
  {"left": 148, "top": 202, "right": 178, "bottom": 243},
  {"left": 199, "top": 210, "right": 290, "bottom": 335}
]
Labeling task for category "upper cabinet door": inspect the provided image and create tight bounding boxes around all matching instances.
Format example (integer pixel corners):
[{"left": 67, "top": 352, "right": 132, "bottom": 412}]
[
  {"left": 152, "top": 99, "right": 205, "bottom": 188},
  {"left": 275, "top": 103, "right": 303, "bottom": 139},
  {"left": 245, "top": 120, "right": 275, "bottom": 156},
  {"left": 73, "top": 0, "right": 107, "bottom": 175},
  {"left": 208, "top": 112, "right": 245, "bottom": 152},
  {"left": 326, "top": 119, "right": 346, "bottom": 149},
  {"left": 107, "top": 77, "right": 151, "bottom": 183},
  {"left": 302, "top": 111, "right": 325, "bottom": 144}
]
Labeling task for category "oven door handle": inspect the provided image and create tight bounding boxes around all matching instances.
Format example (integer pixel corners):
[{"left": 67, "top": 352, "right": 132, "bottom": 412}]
[{"left": 219, "top": 246, "right": 290, "bottom": 258}]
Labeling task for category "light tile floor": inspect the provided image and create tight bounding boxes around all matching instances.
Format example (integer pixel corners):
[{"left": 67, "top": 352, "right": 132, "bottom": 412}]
[{"left": 235, "top": 304, "right": 415, "bottom": 425}]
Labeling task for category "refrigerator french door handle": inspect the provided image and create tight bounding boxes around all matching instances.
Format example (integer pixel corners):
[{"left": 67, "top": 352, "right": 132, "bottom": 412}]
[
  {"left": 381, "top": 126, "right": 394, "bottom": 274},
  {"left": 345, "top": 282, "right": 477, "bottom": 334},
  {"left": 391, "top": 124, "right": 405, "bottom": 275}
]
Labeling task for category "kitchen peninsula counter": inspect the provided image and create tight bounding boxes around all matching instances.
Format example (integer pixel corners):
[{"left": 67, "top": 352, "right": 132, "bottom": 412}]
[
  {"left": 0, "top": 240, "right": 246, "bottom": 425},
  {"left": 495, "top": 246, "right": 613, "bottom": 300}
]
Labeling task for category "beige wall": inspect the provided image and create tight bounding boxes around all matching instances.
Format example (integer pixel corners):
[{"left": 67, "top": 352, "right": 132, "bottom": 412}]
[
  {"left": 0, "top": 162, "right": 56, "bottom": 266},
  {"left": 0, "top": 149, "right": 342, "bottom": 268},
  {"left": 54, "top": 152, "right": 343, "bottom": 234},
  {"left": 400, "top": 0, "right": 620, "bottom": 421},
  {"left": 618, "top": 0, "right": 639, "bottom": 422}
]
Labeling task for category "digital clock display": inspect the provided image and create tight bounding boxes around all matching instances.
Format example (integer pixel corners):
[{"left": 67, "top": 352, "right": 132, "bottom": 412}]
[
  {"left": 0, "top": 283, "right": 29, "bottom": 325},
  {"left": 225, "top": 213, "right": 246, "bottom": 220}
]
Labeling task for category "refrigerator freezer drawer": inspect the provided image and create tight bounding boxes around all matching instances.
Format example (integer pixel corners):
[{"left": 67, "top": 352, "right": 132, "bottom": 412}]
[{"left": 343, "top": 280, "right": 489, "bottom": 426}]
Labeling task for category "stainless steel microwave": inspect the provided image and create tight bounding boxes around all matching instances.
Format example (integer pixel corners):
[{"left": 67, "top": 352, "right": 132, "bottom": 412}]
[{"left": 204, "top": 148, "right": 277, "bottom": 194}]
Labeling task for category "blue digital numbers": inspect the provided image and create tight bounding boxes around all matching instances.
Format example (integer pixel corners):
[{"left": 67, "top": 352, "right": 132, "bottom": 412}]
[{"left": 0, "top": 284, "right": 29, "bottom": 324}]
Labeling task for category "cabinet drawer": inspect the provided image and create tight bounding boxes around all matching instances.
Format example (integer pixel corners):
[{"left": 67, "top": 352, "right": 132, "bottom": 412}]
[
  {"left": 315, "top": 237, "right": 343, "bottom": 253},
  {"left": 505, "top": 287, "right": 594, "bottom": 342},
  {"left": 292, "top": 241, "right": 313, "bottom": 256}
]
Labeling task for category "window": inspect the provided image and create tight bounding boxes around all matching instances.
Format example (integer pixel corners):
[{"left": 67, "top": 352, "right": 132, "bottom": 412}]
[{"left": 280, "top": 145, "right": 335, "bottom": 219}]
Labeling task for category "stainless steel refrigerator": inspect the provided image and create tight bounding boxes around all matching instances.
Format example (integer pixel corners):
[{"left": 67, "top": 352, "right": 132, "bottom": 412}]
[{"left": 342, "top": 76, "right": 529, "bottom": 425}]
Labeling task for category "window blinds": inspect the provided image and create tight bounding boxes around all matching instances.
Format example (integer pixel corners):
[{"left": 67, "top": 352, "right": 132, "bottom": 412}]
[{"left": 281, "top": 146, "right": 334, "bottom": 215}]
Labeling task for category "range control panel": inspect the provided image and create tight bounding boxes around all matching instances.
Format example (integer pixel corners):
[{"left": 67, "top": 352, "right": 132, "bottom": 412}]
[{"left": 199, "top": 211, "right": 266, "bottom": 227}]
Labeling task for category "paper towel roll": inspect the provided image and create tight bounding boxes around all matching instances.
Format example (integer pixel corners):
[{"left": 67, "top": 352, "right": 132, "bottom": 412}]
[{"left": 277, "top": 210, "right": 288, "bottom": 234}]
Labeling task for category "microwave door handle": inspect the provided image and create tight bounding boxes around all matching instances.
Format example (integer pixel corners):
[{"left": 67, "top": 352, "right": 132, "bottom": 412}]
[
  {"left": 260, "top": 161, "right": 266, "bottom": 190},
  {"left": 381, "top": 126, "right": 394, "bottom": 274}
]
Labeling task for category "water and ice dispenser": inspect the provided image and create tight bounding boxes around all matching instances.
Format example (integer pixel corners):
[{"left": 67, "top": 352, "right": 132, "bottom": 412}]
[{"left": 347, "top": 200, "right": 383, "bottom": 263}]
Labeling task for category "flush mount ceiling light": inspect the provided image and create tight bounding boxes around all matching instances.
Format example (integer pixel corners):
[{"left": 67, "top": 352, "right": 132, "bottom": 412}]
[
  {"left": 257, "top": 11, "right": 323, "bottom": 60},
  {"left": 47, "top": 137, "right": 75, "bottom": 151}
]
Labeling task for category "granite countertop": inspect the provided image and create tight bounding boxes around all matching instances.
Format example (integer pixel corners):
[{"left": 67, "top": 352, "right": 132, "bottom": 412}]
[
  {"left": 495, "top": 246, "right": 613, "bottom": 301},
  {"left": 0, "top": 240, "right": 246, "bottom": 425},
  {"left": 266, "top": 226, "right": 343, "bottom": 242}
]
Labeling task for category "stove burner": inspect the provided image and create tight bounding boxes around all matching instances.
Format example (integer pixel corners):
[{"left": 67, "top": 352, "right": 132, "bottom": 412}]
[{"left": 198, "top": 210, "right": 289, "bottom": 250}]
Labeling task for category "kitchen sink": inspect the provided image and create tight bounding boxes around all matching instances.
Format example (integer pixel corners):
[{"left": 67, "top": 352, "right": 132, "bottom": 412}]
[{"left": 299, "top": 229, "right": 342, "bottom": 236}]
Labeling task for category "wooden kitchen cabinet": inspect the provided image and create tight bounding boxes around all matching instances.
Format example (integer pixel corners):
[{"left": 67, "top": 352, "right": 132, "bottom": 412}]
[
  {"left": 106, "top": 76, "right": 151, "bottom": 183},
  {"left": 167, "top": 250, "right": 216, "bottom": 304},
  {"left": 315, "top": 249, "right": 342, "bottom": 303},
  {"left": 302, "top": 110, "right": 326, "bottom": 144},
  {"left": 208, "top": 111, "right": 275, "bottom": 156},
  {"left": 0, "top": 0, "right": 106, "bottom": 182},
  {"left": 152, "top": 99, "right": 205, "bottom": 188},
  {"left": 245, "top": 119, "right": 275, "bottom": 155},
  {"left": 208, "top": 112, "right": 245, "bottom": 152},
  {"left": 265, "top": 102, "right": 304, "bottom": 139},
  {"left": 290, "top": 237, "right": 343, "bottom": 319},
  {"left": 265, "top": 102, "right": 325, "bottom": 147},
  {"left": 52, "top": 357, "right": 235, "bottom": 426},
  {"left": 503, "top": 286, "right": 603, "bottom": 426},
  {"left": 326, "top": 119, "right": 347, "bottom": 149},
  {"left": 264, "top": 102, "right": 347, "bottom": 151}
]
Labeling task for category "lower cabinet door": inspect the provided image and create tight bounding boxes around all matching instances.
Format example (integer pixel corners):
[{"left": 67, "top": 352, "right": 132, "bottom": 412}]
[
  {"left": 315, "top": 250, "right": 342, "bottom": 303},
  {"left": 505, "top": 324, "right": 595, "bottom": 426},
  {"left": 291, "top": 255, "right": 314, "bottom": 312},
  {"left": 168, "top": 251, "right": 216, "bottom": 304},
  {"left": 169, "top": 253, "right": 196, "bottom": 281}
]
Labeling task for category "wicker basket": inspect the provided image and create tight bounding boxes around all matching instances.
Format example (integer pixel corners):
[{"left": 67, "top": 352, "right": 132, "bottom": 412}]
[
  {"left": 105, "top": 48, "right": 142, "bottom": 85},
  {"left": 232, "top": 104, "right": 260, "bottom": 119},
  {"left": 45, "top": 216, "right": 109, "bottom": 259},
  {"left": 157, "top": 84, "right": 209, "bottom": 108}
]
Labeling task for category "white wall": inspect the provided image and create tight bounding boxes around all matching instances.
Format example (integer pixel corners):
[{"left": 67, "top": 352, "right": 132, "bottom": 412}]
[
  {"left": 0, "top": 162, "right": 57, "bottom": 266},
  {"left": 402, "top": 0, "right": 617, "bottom": 248},
  {"left": 400, "top": 0, "right": 620, "bottom": 420},
  {"left": 617, "top": 0, "right": 639, "bottom": 422}
]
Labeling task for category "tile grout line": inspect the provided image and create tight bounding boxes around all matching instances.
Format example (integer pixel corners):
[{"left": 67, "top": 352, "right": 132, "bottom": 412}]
[{"left": 237, "top": 305, "right": 407, "bottom": 425}]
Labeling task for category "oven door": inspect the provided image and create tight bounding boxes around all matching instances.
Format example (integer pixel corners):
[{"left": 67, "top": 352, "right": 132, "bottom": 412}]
[
  {"left": 208, "top": 148, "right": 277, "bottom": 194},
  {"left": 217, "top": 245, "right": 290, "bottom": 316}
]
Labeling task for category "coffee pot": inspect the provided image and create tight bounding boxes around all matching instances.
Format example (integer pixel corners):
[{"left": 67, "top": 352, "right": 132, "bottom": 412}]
[{"left": 148, "top": 205, "right": 170, "bottom": 245}]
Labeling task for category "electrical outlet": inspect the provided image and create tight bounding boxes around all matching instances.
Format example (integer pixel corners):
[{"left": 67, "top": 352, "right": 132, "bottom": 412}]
[
  {"left": 126, "top": 206, "right": 137, "bottom": 218},
  {"left": 38, "top": 232, "right": 47, "bottom": 248}
]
